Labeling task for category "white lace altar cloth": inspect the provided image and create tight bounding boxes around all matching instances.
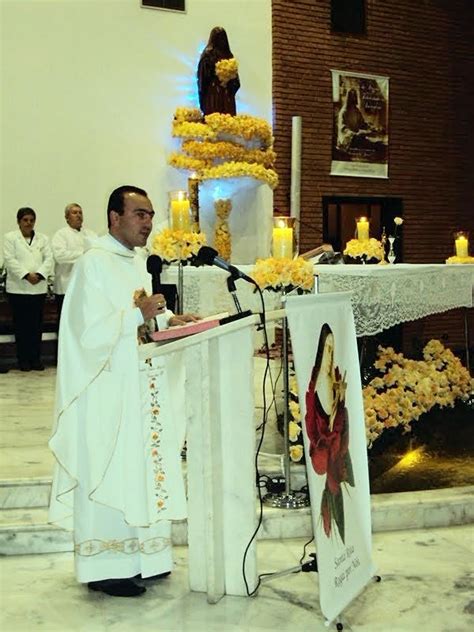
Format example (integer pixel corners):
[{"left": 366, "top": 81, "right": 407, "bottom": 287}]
[
  {"left": 161, "top": 265, "right": 281, "bottom": 317},
  {"left": 317, "top": 264, "right": 474, "bottom": 337}
]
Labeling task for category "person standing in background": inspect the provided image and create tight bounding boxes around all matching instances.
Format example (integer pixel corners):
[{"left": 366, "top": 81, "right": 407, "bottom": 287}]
[
  {"left": 51, "top": 203, "right": 96, "bottom": 322},
  {"left": 3, "top": 207, "right": 53, "bottom": 371}
]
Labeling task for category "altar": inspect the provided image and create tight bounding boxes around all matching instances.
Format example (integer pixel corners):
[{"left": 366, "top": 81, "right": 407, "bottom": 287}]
[{"left": 162, "top": 263, "right": 474, "bottom": 337}]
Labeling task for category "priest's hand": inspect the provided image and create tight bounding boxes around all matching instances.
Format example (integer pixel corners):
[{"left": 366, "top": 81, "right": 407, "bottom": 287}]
[
  {"left": 136, "top": 293, "right": 167, "bottom": 321},
  {"left": 168, "top": 313, "right": 201, "bottom": 327}
]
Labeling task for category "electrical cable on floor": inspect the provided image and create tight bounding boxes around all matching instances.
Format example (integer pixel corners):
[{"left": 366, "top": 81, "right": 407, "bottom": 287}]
[{"left": 242, "top": 285, "right": 272, "bottom": 596}]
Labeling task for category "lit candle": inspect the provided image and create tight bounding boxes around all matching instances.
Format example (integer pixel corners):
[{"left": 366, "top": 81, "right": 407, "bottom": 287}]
[
  {"left": 455, "top": 235, "right": 469, "bottom": 258},
  {"left": 357, "top": 217, "right": 370, "bottom": 241},
  {"left": 273, "top": 222, "right": 293, "bottom": 259},
  {"left": 170, "top": 195, "right": 191, "bottom": 231}
]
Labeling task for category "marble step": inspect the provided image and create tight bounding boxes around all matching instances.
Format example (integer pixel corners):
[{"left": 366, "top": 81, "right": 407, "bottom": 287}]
[
  {"left": 0, "top": 460, "right": 307, "bottom": 510},
  {"left": 0, "top": 477, "right": 52, "bottom": 509},
  {"left": 1, "top": 486, "right": 473, "bottom": 556}
]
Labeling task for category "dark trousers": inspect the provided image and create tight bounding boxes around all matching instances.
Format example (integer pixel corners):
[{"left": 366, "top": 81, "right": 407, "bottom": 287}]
[
  {"left": 55, "top": 294, "right": 65, "bottom": 330},
  {"left": 7, "top": 293, "right": 46, "bottom": 368}
]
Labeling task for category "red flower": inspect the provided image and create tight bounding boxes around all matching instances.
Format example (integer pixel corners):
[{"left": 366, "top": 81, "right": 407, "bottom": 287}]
[{"left": 305, "top": 374, "right": 351, "bottom": 495}]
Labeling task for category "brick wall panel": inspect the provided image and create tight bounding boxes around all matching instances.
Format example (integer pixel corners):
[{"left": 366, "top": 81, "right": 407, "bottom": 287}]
[{"left": 272, "top": 0, "right": 474, "bottom": 352}]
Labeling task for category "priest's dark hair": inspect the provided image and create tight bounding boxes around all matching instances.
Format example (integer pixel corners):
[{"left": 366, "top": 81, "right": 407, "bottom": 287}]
[{"left": 107, "top": 185, "right": 148, "bottom": 228}]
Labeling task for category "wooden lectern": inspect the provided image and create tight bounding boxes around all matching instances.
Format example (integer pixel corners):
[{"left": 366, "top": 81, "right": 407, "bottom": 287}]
[{"left": 139, "top": 314, "right": 259, "bottom": 603}]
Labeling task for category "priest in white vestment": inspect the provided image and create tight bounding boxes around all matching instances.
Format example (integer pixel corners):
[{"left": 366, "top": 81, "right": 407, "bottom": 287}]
[{"left": 49, "top": 185, "right": 195, "bottom": 597}]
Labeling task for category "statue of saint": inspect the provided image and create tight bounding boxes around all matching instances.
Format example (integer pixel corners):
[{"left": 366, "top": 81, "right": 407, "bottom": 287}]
[{"left": 197, "top": 26, "right": 240, "bottom": 116}]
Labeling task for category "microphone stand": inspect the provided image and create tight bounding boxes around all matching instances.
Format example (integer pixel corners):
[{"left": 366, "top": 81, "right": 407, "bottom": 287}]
[
  {"left": 263, "top": 289, "right": 309, "bottom": 509},
  {"left": 177, "top": 260, "right": 184, "bottom": 313},
  {"left": 219, "top": 273, "right": 253, "bottom": 326},
  {"left": 226, "top": 275, "right": 243, "bottom": 314}
]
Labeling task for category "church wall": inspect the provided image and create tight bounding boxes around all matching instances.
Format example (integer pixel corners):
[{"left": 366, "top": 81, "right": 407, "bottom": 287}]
[
  {"left": 272, "top": 0, "right": 474, "bottom": 352},
  {"left": 0, "top": 0, "right": 272, "bottom": 262}
]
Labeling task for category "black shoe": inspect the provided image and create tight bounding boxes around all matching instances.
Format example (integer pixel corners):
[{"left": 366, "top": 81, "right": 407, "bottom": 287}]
[
  {"left": 88, "top": 579, "right": 146, "bottom": 597},
  {"left": 0, "top": 367, "right": 8, "bottom": 374},
  {"left": 134, "top": 571, "right": 171, "bottom": 581},
  {"left": 19, "top": 363, "right": 31, "bottom": 372},
  {"left": 31, "top": 362, "right": 45, "bottom": 371}
]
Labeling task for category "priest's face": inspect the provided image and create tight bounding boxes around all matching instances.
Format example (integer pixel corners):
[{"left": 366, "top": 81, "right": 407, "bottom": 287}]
[{"left": 110, "top": 192, "right": 155, "bottom": 249}]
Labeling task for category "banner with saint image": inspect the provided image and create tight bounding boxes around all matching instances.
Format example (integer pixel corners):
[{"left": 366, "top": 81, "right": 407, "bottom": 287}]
[
  {"left": 331, "top": 70, "right": 389, "bottom": 178},
  {"left": 286, "top": 293, "right": 374, "bottom": 625}
]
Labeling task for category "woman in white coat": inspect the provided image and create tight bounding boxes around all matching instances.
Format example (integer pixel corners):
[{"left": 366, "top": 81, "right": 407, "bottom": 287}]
[{"left": 3, "top": 207, "right": 53, "bottom": 371}]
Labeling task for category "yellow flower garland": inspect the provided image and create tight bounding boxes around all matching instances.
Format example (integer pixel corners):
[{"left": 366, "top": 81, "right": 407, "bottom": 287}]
[
  {"left": 205, "top": 113, "right": 273, "bottom": 146},
  {"left": 168, "top": 153, "right": 211, "bottom": 172},
  {"left": 200, "top": 162, "right": 278, "bottom": 189},
  {"left": 182, "top": 140, "right": 276, "bottom": 167},
  {"left": 173, "top": 107, "right": 203, "bottom": 123},
  {"left": 172, "top": 121, "right": 216, "bottom": 140},
  {"left": 213, "top": 199, "right": 232, "bottom": 261},
  {"left": 252, "top": 257, "right": 314, "bottom": 291},
  {"left": 151, "top": 229, "right": 206, "bottom": 263}
]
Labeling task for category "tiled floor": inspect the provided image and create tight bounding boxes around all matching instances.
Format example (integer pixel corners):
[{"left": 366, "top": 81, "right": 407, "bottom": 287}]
[
  {"left": 1, "top": 365, "right": 473, "bottom": 631},
  {"left": 1, "top": 527, "right": 473, "bottom": 631}
]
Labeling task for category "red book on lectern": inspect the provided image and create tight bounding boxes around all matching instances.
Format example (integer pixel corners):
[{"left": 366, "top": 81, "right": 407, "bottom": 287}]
[{"left": 149, "top": 313, "right": 228, "bottom": 342}]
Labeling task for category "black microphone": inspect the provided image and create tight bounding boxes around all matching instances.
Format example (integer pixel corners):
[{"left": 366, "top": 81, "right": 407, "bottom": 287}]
[
  {"left": 146, "top": 254, "right": 163, "bottom": 294},
  {"left": 146, "top": 254, "right": 178, "bottom": 312},
  {"left": 194, "top": 246, "right": 255, "bottom": 284}
]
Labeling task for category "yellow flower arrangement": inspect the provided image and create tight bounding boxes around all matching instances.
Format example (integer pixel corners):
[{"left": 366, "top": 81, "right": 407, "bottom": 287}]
[
  {"left": 151, "top": 229, "right": 206, "bottom": 263},
  {"left": 173, "top": 107, "right": 203, "bottom": 123},
  {"left": 200, "top": 162, "right": 278, "bottom": 189},
  {"left": 289, "top": 444, "right": 304, "bottom": 462},
  {"left": 213, "top": 199, "right": 232, "bottom": 261},
  {"left": 252, "top": 257, "right": 314, "bottom": 292},
  {"left": 168, "top": 153, "right": 211, "bottom": 172},
  {"left": 215, "top": 58, "right": 239, "bottom": 86},
  {"left": 344, "top": 238, "right": 384, "bottom": 261},
  {"left": 172, "top": 121, "right": 216, "bottom": 140},
  {"left": 205, "top": 113, "right": 273, "bottom": 146},
  {"left": 446, "top": 255, "right": 474, "bottom": 264},
  {"left": 363, "top": 341, "right": 473, "bottom": 446},
  {"left": 182, "top": 140, "right": 276, "bottom": 167},
  {"left": 169, "top": 108, "right": 277, "bottom": 188}
]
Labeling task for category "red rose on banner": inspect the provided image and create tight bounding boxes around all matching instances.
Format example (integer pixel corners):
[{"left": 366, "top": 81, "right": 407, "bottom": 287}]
[{"left": 305, "top": 361, "right": 355, "bottom": 543}]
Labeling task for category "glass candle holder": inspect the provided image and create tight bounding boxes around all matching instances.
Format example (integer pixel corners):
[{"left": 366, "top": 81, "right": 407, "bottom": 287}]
[
  {"left": 169, "top": 190, "right": 191, "bottom": 231},
  {"left": 454, "top": 231, "right": 469, "bottom": 258},
  {"left": 187, "top": 175, "right": 200, "bottom": 231},
  {"left": 356, "top": 216, "right": 370, "bottom": 241},
  {"left": 272, "top": 217, "right": 296, "bottom": 259}
]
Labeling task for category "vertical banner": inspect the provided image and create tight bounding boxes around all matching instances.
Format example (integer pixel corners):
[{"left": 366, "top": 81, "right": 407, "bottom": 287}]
[
  {"left": 286, "top": 293, "right": 375, "bottom": 624},
  {"left": 330, "top": 70, "right": 389, "bottom": 178}
]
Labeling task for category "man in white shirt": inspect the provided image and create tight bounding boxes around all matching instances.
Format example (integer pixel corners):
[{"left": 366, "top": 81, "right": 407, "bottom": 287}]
[
  {"left": 3, "top": 207, "right": 53, "bottom": 371},
  {"left": 51, "top": 203, "right": 96, "bottom": 321},
  {"left": 49, "top": 185, "right": 197, "bottom": 598}
]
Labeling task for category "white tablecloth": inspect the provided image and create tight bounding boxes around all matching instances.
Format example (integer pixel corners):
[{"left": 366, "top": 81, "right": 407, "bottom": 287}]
[
  {"left": 162, "top": 263, "right": 474, "bottom": 337},
  {"left": 162, "top": 266, "right": 281, "bottom": 317},
  {"left": 317, "top": 264, "right": 474, "bottom": 336}
]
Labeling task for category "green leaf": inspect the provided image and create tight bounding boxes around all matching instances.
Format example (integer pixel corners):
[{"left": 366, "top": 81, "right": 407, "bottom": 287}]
[
  {"left": 344, "top": 451, "right": 355, "bottom": 487},
  {"left": 331, "top": 490, "right": 345, "bottom": 544}
]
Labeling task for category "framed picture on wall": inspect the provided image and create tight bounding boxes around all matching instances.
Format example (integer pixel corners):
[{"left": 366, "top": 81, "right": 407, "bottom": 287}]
[
  {"left": 330, "top": 70, "right": 389, "bottom": 179},
  {"left": 141, "top": 0, "right": 185, "bottom": 12}
]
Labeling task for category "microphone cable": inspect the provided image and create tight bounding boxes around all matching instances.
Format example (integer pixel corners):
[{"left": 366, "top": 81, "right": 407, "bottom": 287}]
[{"left": 242, "top": 282, "right": 275, "bottom": 597}]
